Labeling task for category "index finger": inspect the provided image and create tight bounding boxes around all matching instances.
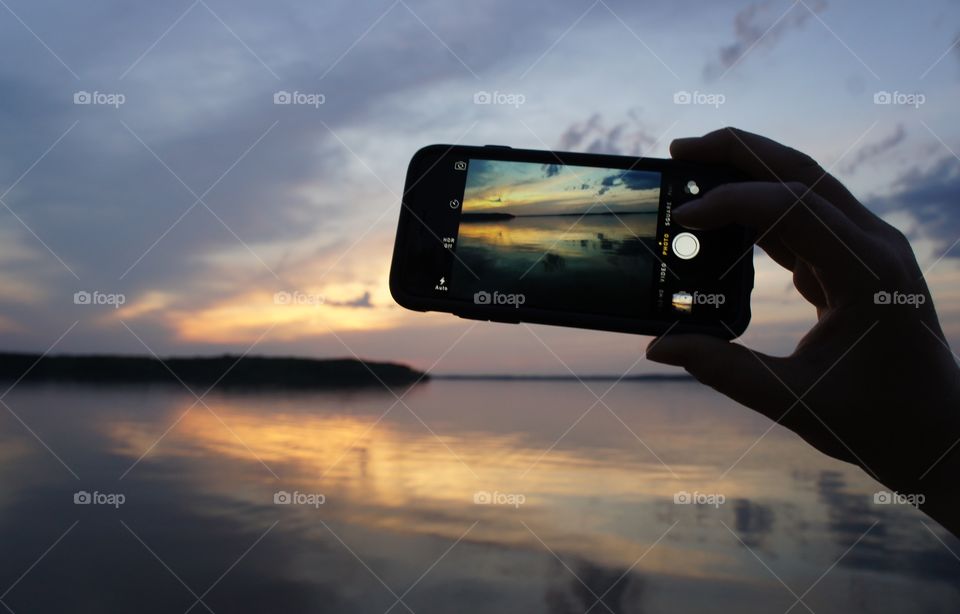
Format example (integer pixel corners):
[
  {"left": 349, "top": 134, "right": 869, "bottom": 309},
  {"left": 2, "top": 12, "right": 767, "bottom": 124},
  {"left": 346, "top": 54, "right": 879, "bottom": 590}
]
[
  {"left": 671, "top": 127, "right": 879, "bottom": 229},
  {"left": 674, "top": 181, "right": 879, "bottom": 294}
]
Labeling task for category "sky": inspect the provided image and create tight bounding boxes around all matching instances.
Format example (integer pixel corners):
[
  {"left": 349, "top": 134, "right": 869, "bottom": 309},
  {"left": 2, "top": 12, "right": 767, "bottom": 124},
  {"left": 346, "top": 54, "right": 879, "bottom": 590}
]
[
  {"left": 0, "top": 0, "right": 959, "bottom": 375},
  {"left": 462, "top": 160, "right": 661, "bottom": 216}
]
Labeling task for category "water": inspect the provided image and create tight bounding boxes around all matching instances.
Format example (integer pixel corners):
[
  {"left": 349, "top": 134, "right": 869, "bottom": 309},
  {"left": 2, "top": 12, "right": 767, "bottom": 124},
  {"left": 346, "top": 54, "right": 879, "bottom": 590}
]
[
  {"left": 452, "top": 214, "right": 657, "bottom": 317},
  {"left": 0, "top": 380, "right": 957, "bottom": 613}
]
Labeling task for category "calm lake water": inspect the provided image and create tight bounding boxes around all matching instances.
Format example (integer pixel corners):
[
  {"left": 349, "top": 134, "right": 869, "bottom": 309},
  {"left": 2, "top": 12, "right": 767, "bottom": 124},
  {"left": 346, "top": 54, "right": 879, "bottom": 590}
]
[
  {"left": 452, "top": 214, "right": 657, "bottom": 317},
  {"left": 0, "top": 380, "right": 957, "bottom": 613}
]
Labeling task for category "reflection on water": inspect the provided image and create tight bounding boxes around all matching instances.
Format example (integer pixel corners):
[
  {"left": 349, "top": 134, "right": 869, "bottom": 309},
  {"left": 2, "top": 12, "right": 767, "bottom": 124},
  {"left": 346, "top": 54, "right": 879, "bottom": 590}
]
[
  {"left": 0, "top": 381, "right": 957, "bottom": 613},
  {"left": 453, "top": 214, "right": 657, "bottom": 316}
]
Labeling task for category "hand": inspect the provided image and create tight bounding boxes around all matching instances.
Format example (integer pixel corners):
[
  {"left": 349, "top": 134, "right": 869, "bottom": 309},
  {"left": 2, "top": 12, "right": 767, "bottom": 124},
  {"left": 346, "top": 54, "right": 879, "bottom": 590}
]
[{"left": 647, "top": 127, "right": 960, "bottom": 535}]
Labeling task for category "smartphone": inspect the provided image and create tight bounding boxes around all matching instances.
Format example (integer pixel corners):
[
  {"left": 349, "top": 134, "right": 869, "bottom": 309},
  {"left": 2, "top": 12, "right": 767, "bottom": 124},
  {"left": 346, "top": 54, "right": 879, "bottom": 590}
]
[{"left": 389, "top": 144, "right": 754, "bottom": 338}]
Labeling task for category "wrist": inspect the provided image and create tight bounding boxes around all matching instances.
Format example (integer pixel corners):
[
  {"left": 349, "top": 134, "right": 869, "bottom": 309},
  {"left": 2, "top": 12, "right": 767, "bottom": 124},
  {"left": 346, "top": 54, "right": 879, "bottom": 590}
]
[{"left": 905, "top": 385, "right": 960, "bottom": 535}]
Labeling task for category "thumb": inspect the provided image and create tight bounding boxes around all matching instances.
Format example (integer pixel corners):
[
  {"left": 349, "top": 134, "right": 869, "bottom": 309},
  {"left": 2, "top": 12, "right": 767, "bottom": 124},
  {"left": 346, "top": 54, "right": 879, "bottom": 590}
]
[{"left": 646, "top": 334, "right": 794, "bottom": 420}]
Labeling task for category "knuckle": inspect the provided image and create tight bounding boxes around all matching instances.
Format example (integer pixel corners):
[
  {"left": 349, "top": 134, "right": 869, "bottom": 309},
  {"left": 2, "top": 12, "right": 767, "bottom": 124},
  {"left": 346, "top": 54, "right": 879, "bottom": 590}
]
[
  {"left": 722, "top": 126, "right": 744, "bottom": 137},
  {"left": 884, "top": 225, "right": 911, "bottom": 249},
  {"left": 787, "top": 147, "right": 822, "bottom": 172},
  {"left": 714, "top": 126, "right": 746, "bottom": 147},
  {"left": 880, "top": 226, "right": 921, "bottom": 275}
]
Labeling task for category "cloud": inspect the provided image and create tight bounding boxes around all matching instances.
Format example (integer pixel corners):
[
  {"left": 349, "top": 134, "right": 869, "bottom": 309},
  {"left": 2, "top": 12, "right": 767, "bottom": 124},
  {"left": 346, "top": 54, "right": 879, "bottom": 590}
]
[
  {"left": 705, "top": 0, "right": 828, "bottom": 79},
  {"left": 326, "top": 291, "right": 373, "bottom": 309},
  {"left": 596, "top": 171, "right": 660, "bottom": 197},
  {"left": 618, "top": 170, "right": 661, "bottom": 191},
  {"left": 0, "top": 0, "right": 617, "bottom": 352},
  {"left": 841, "top": 124, "right": 906, "bottom": 174},
  {"left": 557, "top": 113, "right": 657, "bottom": 156},
  {"left": 866, "top": 153, "right": 960, "bottom": 251}
]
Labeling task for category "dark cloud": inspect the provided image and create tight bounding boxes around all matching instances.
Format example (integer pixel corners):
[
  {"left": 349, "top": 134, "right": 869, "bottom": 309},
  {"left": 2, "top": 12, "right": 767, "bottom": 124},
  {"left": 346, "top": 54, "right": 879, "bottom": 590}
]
[
  {"left": 601, "top": 174, "right": 620, "bottom": 187},
  {"left": 705, "top": 0, "right": 828, "bottom": 80},
  {"left": 596, "top": 171, "right": 660, "bottom": 196},
  {"left": 841, "top": 124, "right": 906, "bottom": 174},
  {"left": 543, "top": 163, "right": 561, "bottom": 177},
  {"left": 619, "top": 170, "right": 661, "bottom": 191},
  {"left": 557, "top": 113, "right": 657, "bottom": 156},
  {"left": 326, "top": 290, "right": 372, "bottom": 308},
  {"left": 866, "top": 153, "right": 960, "bottom": 251}
]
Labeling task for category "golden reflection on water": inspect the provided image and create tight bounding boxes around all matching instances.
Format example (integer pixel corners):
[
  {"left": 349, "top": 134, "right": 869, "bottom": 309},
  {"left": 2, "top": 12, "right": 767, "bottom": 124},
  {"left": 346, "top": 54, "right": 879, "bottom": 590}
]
[
  {"left": 457, "top": 215, "right": 657, "bottom": 259},
  {"left": 104, "top": 381, "right": 879, "bottom": 582},
  {"left": 0, "top": 381, "right": 953, "bottom": 612}
]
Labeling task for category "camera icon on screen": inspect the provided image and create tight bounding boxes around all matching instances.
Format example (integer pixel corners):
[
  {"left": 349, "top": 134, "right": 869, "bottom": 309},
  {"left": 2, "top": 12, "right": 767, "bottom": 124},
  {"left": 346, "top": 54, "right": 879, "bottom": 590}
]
[
  {"left": 873, "top": 291, "right": 891, "bottom": 305},
  {"left": 473, "top": 490, "right": 492, "bottom": 504},
  {"left": 873, "top": 91, "right": 892, "bottom": 105},
  {"left": 74, "top": 490, "right": 92, "bottom": 504},
  {"left": 473, "top": 90, "right": 491, "bottom": 104},
  {"left": 273, "top": 90, "right": 292, "bottom": 104},
  {"left": 474, "top": 291, "right": 491, "bottom": 304},
  {"left": 273, "top": 490, "right": 291, "bottom": 504},
  {"left": 73, "top": 290, "right": 91, "bottom": 305},
  {"left": 73, "top": 91, "right": 92, "bottom": 104},
  {"left": 673, "top": 90, "right": 692, "bottom": 104}
]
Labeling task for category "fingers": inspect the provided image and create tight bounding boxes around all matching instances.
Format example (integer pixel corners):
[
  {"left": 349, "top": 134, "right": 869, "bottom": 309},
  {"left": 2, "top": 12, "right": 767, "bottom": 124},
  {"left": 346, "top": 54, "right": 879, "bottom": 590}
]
[
  {"left": 671, "top": 127, "right": 879, "bottom": 228},
  {"left": 674, "top": 181, "right": 875, "bottom": 295},
  {"left": 793, "top": 260, "right": 828, "bottom": 308},
  {"left": 646, "top": 335, "right": 860, "bottom": 465},
  {"left": 646, "top": 334, "right": 794, "bottom": 420}
]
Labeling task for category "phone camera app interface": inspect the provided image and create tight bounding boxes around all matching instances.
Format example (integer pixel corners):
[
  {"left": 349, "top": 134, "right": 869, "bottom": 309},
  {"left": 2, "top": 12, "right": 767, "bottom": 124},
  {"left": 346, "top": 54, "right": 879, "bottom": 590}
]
[{"left": 445, "top": 159, "right": 664, "bottom": 319}]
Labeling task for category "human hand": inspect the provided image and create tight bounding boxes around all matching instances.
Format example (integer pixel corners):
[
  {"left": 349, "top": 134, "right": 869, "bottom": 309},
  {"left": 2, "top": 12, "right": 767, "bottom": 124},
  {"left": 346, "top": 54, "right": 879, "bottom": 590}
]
[{"left": 647, "top": 127, "right": 960, "bottom": 535}]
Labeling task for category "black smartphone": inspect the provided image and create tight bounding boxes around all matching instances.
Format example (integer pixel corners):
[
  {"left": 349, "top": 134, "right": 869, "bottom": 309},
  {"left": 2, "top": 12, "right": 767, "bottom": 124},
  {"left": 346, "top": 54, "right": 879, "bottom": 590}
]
[{"left": 389, "top": 144, "right": 754, "bottom": 338}]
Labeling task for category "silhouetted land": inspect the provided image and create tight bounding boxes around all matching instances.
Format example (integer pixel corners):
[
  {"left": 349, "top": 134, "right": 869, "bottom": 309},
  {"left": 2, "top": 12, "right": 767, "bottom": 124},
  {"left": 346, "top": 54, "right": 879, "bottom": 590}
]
[
  {"left": 459, "top": 212, "right": 515, "bottom": 222},
  {"left": 0, "top": 353, "right": 426, "bottom": 389},
  {"left": 459, "top": 211, "right": 656, "bottom": 222},
  {"left": 434, "top": 373, "right": 694, "bottom": 381}
]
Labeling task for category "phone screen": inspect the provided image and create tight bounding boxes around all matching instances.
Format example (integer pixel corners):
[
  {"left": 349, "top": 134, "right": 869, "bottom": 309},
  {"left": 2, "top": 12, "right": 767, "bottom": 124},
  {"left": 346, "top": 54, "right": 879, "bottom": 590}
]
[
  {"left": 393, "top": 146, "right": 753, "bottom": 335},
  {"left": 450, "top": 159, "right": 664, "bottom": 318}
]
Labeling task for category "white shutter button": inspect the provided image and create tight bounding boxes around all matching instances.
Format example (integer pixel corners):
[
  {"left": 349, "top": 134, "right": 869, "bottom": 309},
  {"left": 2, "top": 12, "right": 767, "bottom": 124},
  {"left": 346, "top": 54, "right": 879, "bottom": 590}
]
[{"left": 672, "top": 232, "right": 700, "bottom": 260}]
